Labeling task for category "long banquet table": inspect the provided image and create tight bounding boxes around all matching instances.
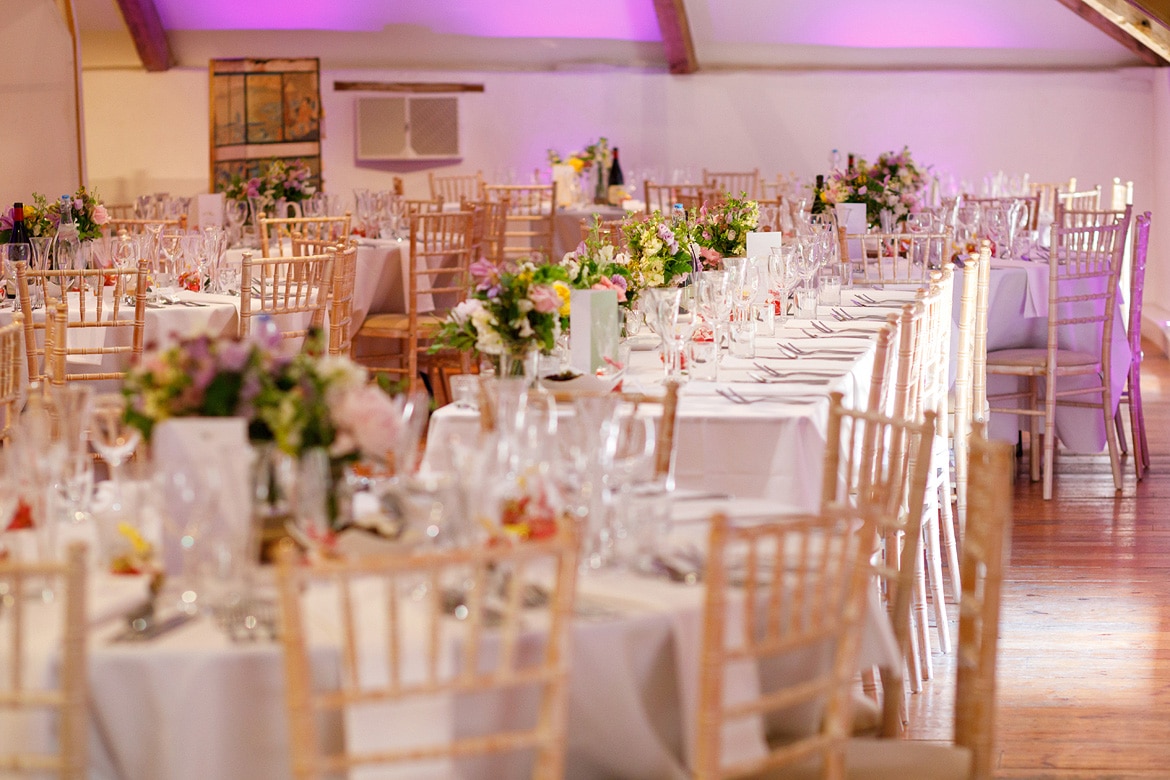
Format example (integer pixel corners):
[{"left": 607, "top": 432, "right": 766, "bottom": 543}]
[{"left": 10, "top": 494, "right": 899, "bottom": 780}]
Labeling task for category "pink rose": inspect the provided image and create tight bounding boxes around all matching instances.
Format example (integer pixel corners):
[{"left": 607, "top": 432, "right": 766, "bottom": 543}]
[
  {"left": 529, "top": 284, "right": 561, "bottom": 314},
  {"left": 591, "top": 275, "right": 627, "bottom": 302},
  {"left": 92, "top": 204, "right": 109, "bottom": 225},
  {"left": 332, "top": 385, "right": 403, "bottom": 459}
]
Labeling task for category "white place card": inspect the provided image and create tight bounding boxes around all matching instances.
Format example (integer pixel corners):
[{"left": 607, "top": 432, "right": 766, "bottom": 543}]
[
  {"left": 152, "top": 417, "right": 251, "bottom": 576},
  {"left": 570, "top": 288, "right": 619, "bottom": 374},
  {"left": 196, "top": 193, "right": 225, "bottom": 230},
  {"left": 745, "top": 231, "right": 784, "bottom": 258}
]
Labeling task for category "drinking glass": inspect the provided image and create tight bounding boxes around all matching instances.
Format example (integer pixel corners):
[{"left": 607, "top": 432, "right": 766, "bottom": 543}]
[
  {"left": 156, "top": 233, "right": 183, "bottom": 303},
  {"left": 768, "top": 246, "right": 798, "bottom": 321},
  {"left": 729, "top": 319, "right": 756, "bottom": 359},
  {"left": 90, "top": 394, "right": 142, "bottom": 501},
  {"left": 688, "top": 337, "right": 718, "bottom": 381},
  {"left": 956, "top": 205, "right": 981, "bottom": 248},
  {"left": 224, "top": 200, "right": 248, "bottom": 248}
]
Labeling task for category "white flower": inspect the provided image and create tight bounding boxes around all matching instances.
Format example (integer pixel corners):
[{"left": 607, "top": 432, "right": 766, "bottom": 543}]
[
  {"left": 451, "top": 298, "right": 484, "bottom": 325},
  {"left": 643, "top": 236, "right": 663, "bottom": 257}
]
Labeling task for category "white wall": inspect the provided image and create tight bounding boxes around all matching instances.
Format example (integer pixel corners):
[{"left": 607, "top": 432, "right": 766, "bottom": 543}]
[
  {"left": 0, "top": 0, "right": 83, "bottom": 209},
  {"left": 83, "top": 63, "right": 1161, "bottom": 334}
]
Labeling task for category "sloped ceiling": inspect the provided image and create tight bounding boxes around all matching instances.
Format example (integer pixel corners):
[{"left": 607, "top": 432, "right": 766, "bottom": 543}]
[{"left": 75, "top": 0, "right": 1151, "bottom": 71}]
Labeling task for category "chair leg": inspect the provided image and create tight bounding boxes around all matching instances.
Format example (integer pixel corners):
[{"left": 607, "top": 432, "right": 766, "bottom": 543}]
[
  {"left": 1114, "top": 403, "right": 1129, "bottom": 456},
  {"left": 938, "top": 473, "right": 961, "bottom": 603},
  {"left": 1102, "top": 390, "right": 1124, "bottom": 494},
  {"left": 1131, "top": 373, "right": 1150, "bottom": 478},
  {"left": 1029, "top": 379, "right": 1042, "bottom": 484},
  {"left": 923, "top": 514, "right": 952, "bottom": 654},
  {"left": 913, "top": 554, "right": 934, "bottom": 680},
  {"left": 1042, "top": 382, "right": 1057, "bottom": 501}
]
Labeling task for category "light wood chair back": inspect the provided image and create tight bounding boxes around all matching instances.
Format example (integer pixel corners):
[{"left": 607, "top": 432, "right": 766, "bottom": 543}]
[
  {"left": 821, "top": 387, "right": 938, "bottom": 720},
  {"left": 955, "top": 425, "right": 1013, "bottom": 780},
  {"left": 463, "top": 199, "right": 508, "bottom": 266},
  {"left": 838, "top": 226, "right": 955, "bottom": 286},
  {"left": 1027, "top": 177, "right": 1076, "bottom": 219},
  {"left": 953, "top": 243, "right": 991, "bottom": 535},
  {"left": 104, "top": 202, "right": 136, "bottom": 220},
  {"left": 258, "top": 213, "right": 351, "bottom": 258},
  {"left": 545, "top": 382, "right": 680, "bottom": 480},
  {"left": 429, "top": 170, "right": 485, "bottom": 203},
  {"left": 987, "top": 206, "right": 1131, "bottom": 499},
  {"left": 354, "top": 211, "right": 475, "bottom": 393},
  {"left": 693, "top": 508, "right": 873, "bottom": 780},
  {"left": 0, "top": 313, "right": 24, "bottom": 440},
  {"left": 275, "top": 525, "right": 579, "bottom": 780},
  {"left": 1117, "top": 211, "right": 1152, "bottom": 479},
  {"left": 702, "top": 168, "right": 759, "bottom": 199},
  {"left": 961, "top": 195, "right": 1042, "bottom": 231},
  {"left": 0, "top": 542, "right": 88, "bottom": 778},
  {"left": 239, "top": 250, "right": 335, "bottom": 345},
  {"left": 643, "top": 182, "right": 677, "bottom": 215},
  {"left": 402, "top": 198, "right": 446, "bottom": 216},
  {"left": 1057, "top": 184, "right": 1102, "bottom": 213},
  {"left": 864, "top": 316, "right": 900, "bottom": 416},
  {"left": 327, "top": 241, "right": 358, "bottom": 356},
  {"left": 483, "top": 184, "right": 558, "bottom": 262},
  {"left": 105, "top": 217, "right": 183, "bottom": 237},
  {"left": 16, "top": 260, "right": 149, "bottom": 385}
]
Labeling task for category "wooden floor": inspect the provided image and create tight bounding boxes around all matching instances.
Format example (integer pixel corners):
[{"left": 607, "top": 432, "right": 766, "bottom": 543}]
[{"left": 905, "top": 342, "right": 1170, "bottom": 778}]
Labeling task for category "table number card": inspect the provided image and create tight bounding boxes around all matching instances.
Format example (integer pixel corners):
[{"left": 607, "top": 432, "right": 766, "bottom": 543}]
[
  {"left": 746, "top": 231, "right": 784, "bottom": 258},
  {"left": 570, "top": 289, "right": 619, "bottom": 374},
  {"left": 196, "top": 193, "right": 225, "bottom": 230},
  {"left": 153, "top": 418, "right": 251, "bottom": 576}
]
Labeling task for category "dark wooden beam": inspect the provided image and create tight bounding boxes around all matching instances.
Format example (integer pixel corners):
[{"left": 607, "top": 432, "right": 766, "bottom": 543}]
[
  {"left": 652, "top": 0, "right": 698, "bottom": 74},
  {"left": 113, "top": 0, "right": 173, "bottom": 72},
  {"left": 1053, "top": 0, "right": 1170, "bottom": 65},
  {"left": 333, "top": 81, "right": 484, "bottom": 94}
]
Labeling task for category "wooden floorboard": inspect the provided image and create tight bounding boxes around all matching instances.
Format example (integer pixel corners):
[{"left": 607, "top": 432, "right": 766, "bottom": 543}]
[{"left": 903, "top": 341, "right": 1170, "bottom": 778}]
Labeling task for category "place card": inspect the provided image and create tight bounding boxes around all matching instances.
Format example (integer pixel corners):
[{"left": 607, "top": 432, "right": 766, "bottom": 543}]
[
  {"left": 196, "top": 193, "right": 225, "bottom": 230},
  {"left": 152, "top": 417, "right": 251, "bottom": 576},
  {"left": 745, "top": 231, "right": 784, "bottom": 258},
  {"left": 570, "top": 288, "right": 619, "bottom": 374}
]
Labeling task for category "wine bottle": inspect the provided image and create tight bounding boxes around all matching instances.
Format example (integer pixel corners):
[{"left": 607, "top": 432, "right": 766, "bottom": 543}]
[
  {"left": 847, "top": 154, "right": 855, "bottom": 173},
  {"left": 811, "top": 175, "right": 826, "bottom": 215},
  {"left": 606, "top": 147, "right": 626, "bottom": 205},
  {"left": 54, "top": 195, "right": 80, "bottom": 273},
  {"left": 7, "top": 202, "right": 31, "bottom": 289}
]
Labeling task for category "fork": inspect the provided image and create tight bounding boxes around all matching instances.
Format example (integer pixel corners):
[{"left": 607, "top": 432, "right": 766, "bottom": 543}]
[
  {"left": 776, "top": 343, "right": 865, "bottom": 358},
  {"left": 716, "top": 387, "right": 817, "bottom": 405}
]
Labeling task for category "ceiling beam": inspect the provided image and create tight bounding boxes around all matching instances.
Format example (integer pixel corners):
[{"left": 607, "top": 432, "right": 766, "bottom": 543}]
[
  {"left": 652, "top": 0, "right": 698, "bottom": 74},
  {"left": 1053, "top": 0, "right": 1170, "bottom": 65},
  {"left": 113, "top": 0, "right": 173, "bottom": 72}
]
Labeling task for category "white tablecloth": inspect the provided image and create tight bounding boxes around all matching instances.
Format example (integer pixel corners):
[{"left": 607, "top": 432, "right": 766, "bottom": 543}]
[
  {"left": 425, "top": 319, "right": 877, "bottom": 513},
  {"left": 22, "top": 495, "right": 897, "bottom": 780}
]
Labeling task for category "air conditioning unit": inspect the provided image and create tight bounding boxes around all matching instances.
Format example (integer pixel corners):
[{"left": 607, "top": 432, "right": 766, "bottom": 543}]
[{"left": 354, "top": 96, "right": 461, "bottom": 161}]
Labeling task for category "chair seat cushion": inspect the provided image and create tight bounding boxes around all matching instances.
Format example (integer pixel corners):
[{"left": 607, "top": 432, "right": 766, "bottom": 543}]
[
  {"left": 986, "top": 347, "right": 1099, "bottom": 369},
  {"left": 779, "top": 738, "right": 972, "bottom": 780},
  {"left": 358, "top": 312, "right": 445, "bottom": 336}
]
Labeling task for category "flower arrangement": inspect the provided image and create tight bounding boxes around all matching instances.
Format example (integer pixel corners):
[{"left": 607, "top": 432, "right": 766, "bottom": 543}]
[
  {"left": 547, "top": 137, "right": 609, "bottom": 173},
  {"left": 222, "top": 159, "right": 314, "bottom": 215},
  {"left": 559, "top": 217, "right": 640, "bottom": 308},
  {"left": 692, "top": 194, "right": 759, "bottom": 269},
  {"left": 619, "top": 210, "right": 697, "bottom": 289},
  {"left": 434, "top": 258, "right": 571, "bottom": 366},
  {"left": 1, "top": 187, "right": 109, "bottom": 243},
  {"left": 122, "top": 329, "right": 405, "bottom": 462},
  {"left": 815, "top": 146, "right": 929, "bottom": 227}
]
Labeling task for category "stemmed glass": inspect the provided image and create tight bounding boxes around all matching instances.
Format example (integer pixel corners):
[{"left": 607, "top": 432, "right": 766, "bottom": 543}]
[
  {"left": 642, "top": 287, "right": 684, "bottom": 381},
  {"left": 90, "top": 394, "right": 142, "bottom": 506},
  {"left": 982, "top": 207, "right": 1009, "bottom": 258},
  {"left": 156, "top": 232, "right": 183, "bottom": 303},
  {"left": 767, "top": 246, "right": 799, "bottom": 320},
  {"left": 956, "top": 204, "right": 981, "bottom": 249},
  {"left": 224, "top": 200, "right": 248, "bottom": 249}
]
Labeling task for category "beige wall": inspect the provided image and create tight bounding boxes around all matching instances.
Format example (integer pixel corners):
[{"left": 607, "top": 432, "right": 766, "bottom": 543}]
[{"left": 0, "top": 0, "right": 83, "bottom": 209}]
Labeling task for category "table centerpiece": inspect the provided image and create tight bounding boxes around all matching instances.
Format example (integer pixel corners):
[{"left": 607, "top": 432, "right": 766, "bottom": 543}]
[
  {"left": 814, "top": 146, "right": 930, "bottom": 229},
  {"left": 692, "top": 194, "right": 760, "bottom": 270}
]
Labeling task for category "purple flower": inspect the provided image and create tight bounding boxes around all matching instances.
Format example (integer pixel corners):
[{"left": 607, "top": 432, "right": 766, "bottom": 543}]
[
  {"left": 0, "top": 209, "right": 12, "bottom": 233},
  {"left": 469, "top": 257, "right": 500, "bottom": 293}
]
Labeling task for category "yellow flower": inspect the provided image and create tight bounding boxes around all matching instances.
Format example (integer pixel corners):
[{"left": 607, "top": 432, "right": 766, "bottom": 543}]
[
  {"left": 553, "top": 281, "right": 571, "bottom": 316},
  {"left": 569, "top": 158, "right": 585, "bottom": 173}
]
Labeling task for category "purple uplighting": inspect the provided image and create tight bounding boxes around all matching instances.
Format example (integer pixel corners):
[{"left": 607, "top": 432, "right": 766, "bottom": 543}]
[{"left": 156, "top": 0, "right": 662, "bottom": 41}]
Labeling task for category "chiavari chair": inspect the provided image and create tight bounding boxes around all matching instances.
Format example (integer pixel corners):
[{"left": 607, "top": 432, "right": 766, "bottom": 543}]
[
  {"left": 258, "top": 213, "right": 351, "bottom": 259},
  {"left": 238, "top": 249, "right": 335, "bottom": 346},
  {"left": 0, "top": 313, "right": 24, "bottom": 441},
  {"left": 702, "top": 168, "right": 759, "bottom": 199},
  {"left": 483, "top": 184, "right": 558, "bottom": 262},
  {"left": 429, "top": 170, "right": 485, "bottom": 203},
  {"left": 1116, "top": 212, "right": 1151, "bottom": 480}
]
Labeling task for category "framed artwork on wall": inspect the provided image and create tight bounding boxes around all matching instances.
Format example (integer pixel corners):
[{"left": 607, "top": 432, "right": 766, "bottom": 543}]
[{"left": 209, "top": 57, "right": 323, "bottom": 194}]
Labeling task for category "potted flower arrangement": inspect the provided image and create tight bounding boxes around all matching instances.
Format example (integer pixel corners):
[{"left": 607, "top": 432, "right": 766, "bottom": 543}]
[
  {"left": 559, "top": 217, "right": 639, "bottom": 308},
  {"left": 619, "top": 209, "right": 698, "bottom": 290},
  {"left": 433, "top": 257, "right": 571, "bottom": 376},
  {"left": 1, "top": 187, "right": 109, "bottom": 243},
  {"left": 815, "top": 146, "right": 929, "bottom": 228},
  {"left": 547, "top": 137, "right": 610, "bottom": 204},
  {"left": 222, "top": 159, "right": 314, "bottom": 222},
  {"left": 692, "top": 194, "right": 760, "bottom": 270}
]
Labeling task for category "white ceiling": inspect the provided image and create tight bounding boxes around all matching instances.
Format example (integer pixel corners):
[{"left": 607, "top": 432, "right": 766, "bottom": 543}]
[{"left": 73, "top": 0, "right": 1147, "bottom": 71}]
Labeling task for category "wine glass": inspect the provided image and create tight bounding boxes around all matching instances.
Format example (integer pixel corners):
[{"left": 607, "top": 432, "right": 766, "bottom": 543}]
[
  {"left": 956, "top": 204, "right": 981, "bottom": 249},
  {"left": 90, "top": 394, "right": 142, "bottom": 501},
  {"left": 224, "top": 200, "right": 248, "bottom": 248},
  {"left": 156, "top": 232, "right": 183, "bottom": 303}
]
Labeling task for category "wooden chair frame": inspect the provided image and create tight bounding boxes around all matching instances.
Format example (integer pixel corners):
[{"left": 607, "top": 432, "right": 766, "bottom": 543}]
[
  {"left": 837, "top": 227, "right": 955, "bottom": 285},
  {"left": 429, "top": 171, "right": 485, "bottom": 204},
  {"left": 276, "top": 525, "right": 578, "bottom": 780},
  {"left": 239, "top": 249, "right": 335, "bottom": 344},
  {"left": 483, "top": 185, "right": 558, "bottom": 262},
  {"left": 1116, "top": 211, "right": 1151, "bottom": 480},
  {"left": 0, "top": 313, "right": 24, "bottom": 440},
  {"left": 0, "top": 542, "right": 88, "bottom": 778},
  {"left": 16, "top": 260, "right": 149, "bottom": 385},
  {"left": 259, "top": 213, "right": 352, "bottom": 259},
  {"left": 702, "top": 168, "right": 760, "bottom": 199}
]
